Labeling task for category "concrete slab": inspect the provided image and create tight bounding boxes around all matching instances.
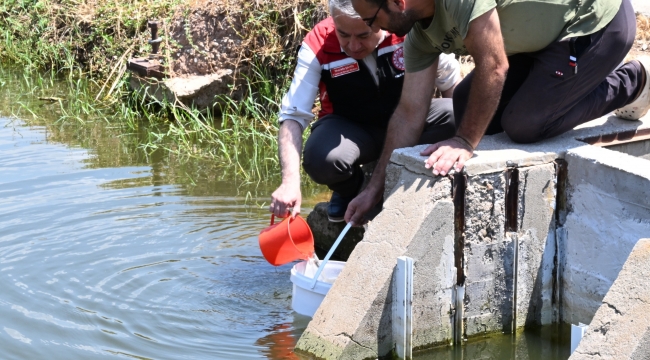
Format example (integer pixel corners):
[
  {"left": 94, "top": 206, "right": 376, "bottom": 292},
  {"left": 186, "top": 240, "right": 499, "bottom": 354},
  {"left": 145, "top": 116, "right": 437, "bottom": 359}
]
[
  {"left": 632, "top": 0, "right": 650, "bottom": 16},
  {"left": 515, "top": 164, "right": 557, "bottom": 327},
  {"left": 463, "top": 172, "right": 513, "bottom": 336},
  {"left": 295, "top": 166, "right": 456, "bottom": 359},
  {"left": 391, "top": 115, "right": 650, "bottom": 176},
  {"left": 561, "top": 145, "right": 650, "bottom": 325},
  {"left": 570, "top": 239, "right": 650, "bottom": 359}
]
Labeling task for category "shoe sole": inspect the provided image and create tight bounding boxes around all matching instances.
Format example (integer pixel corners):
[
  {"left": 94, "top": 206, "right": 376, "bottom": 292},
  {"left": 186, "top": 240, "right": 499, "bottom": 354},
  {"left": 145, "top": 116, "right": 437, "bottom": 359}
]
[
  {"left": 327, "top": 215, "right": 345, "bottom": 223},
  {"left": 615, "top": 57, "right": 650, "bottom": 120}
]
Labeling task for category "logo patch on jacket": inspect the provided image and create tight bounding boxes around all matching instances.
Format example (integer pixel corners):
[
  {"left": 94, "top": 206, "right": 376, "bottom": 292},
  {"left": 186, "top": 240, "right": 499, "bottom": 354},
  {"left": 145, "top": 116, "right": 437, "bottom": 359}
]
[
  {"left": 330, "top": 62, "right": 360, "bottom": 77},
  {"left": 392, "top": 47, "right": 405, "bottom": 71}
]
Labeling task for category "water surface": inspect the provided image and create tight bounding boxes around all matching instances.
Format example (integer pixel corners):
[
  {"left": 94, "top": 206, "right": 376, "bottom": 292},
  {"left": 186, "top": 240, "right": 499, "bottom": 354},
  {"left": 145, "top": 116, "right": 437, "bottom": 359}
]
[{"left": 0, "top": 115, "right": 318, "bottom": 358}]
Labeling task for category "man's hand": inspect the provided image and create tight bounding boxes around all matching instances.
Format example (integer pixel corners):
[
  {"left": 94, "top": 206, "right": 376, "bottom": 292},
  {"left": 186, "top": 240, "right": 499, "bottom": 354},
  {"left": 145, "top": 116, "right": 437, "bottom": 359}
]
[
  {"left": 344, "top": 185, "right": 383, "bottom": 225},
  {"left": 270, "top": 182, "right": 301, "bottom": 218},
  {"left": 421, "top": 136, "right": 474, "bottom": 176}
]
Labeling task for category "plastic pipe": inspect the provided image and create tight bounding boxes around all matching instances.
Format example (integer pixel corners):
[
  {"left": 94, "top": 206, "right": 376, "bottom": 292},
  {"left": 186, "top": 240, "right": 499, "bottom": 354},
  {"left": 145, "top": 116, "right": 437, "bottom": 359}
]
[{"left": 309, "top": 222, "right": 353, "bottom": 289}]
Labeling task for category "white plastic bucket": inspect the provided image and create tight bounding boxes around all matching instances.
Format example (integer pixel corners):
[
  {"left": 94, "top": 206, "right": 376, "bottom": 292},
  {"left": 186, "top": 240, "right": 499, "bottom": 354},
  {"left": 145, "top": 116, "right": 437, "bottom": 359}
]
[{"left": 290, "top": 260, "right": 345, "bottom": 317}]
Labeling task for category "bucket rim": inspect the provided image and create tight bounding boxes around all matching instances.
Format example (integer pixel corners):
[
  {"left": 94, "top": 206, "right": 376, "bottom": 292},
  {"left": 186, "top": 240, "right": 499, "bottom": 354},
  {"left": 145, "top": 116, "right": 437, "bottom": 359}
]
[{"left": 290, "top": 272, "right": 332, "bottom": 295}]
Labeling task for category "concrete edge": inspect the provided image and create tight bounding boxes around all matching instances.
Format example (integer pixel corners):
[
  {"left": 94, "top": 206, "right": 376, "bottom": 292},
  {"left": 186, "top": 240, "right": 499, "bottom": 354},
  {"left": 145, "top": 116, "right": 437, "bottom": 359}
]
[{"left": 390, "top": 115, "right": 649, "bottom": 176}]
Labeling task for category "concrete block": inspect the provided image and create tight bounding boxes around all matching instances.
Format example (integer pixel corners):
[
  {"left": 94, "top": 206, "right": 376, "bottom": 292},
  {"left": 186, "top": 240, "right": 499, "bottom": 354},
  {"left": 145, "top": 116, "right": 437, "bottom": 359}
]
[
  {"left": 632, "top": 0, "right": 650, "bottom": 16},
  {"left": 463, "top": 173, "right": 513, "bottom": 336},
  {"left": 561, "top": 147, "right": 650, "bottom": 325},
  {"left": 392, "top": 115, "right": 650, "bottom": 177},
  {"left": 295, "top": 167, "right": 455, "bottom": 359},
  {"left": 515, "top": 164, "right": 556, "bottom": 328},
  {"left": 570, "top": 239, "right": 650, "bottom": 360},
  {"left": 129, "top": 70, "right": 233, "bottom": 110},
  {"left": 464, "top": 240, "right": 515, "bottom": 335}
]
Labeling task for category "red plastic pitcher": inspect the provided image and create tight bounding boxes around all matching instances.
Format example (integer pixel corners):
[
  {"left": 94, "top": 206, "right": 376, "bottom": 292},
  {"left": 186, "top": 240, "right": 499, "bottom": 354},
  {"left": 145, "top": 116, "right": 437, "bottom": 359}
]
[{"left": 259, "top": 215, "right": 314, "bottom": 266}]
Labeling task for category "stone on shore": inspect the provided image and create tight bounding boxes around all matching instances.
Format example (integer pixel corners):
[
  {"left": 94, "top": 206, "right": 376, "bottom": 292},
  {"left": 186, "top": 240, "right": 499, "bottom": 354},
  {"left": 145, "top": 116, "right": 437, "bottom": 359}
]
[{"left": 129, "top": 70, "right": 233, "bottom": 110}]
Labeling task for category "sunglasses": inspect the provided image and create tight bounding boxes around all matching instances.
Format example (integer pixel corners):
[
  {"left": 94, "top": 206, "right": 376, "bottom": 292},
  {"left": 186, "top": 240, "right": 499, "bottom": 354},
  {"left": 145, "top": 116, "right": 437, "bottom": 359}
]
[{"left": 363, "top": 0, "right": 386, "bottom": 27}]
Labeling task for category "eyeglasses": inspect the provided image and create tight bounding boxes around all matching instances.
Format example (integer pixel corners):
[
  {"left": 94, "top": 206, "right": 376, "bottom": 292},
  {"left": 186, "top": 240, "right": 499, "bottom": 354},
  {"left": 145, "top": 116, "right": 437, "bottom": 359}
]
[{"left": 363, "top": 0, "right": 386, "bottom": 27}]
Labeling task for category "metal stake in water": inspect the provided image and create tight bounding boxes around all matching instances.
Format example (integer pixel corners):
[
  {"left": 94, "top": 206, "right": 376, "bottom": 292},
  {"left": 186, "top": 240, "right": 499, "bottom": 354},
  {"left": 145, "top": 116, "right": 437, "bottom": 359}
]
[{"left": 309, "top": 222, "right": 353, "bottom": 289}]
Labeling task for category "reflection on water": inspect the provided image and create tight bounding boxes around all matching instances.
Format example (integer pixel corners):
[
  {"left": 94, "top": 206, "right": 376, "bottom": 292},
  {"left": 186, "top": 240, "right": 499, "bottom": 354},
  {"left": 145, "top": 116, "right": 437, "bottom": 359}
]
[
  {"left": 415, "top": 324, "right": 571, "bottom": 360},
  {"left": 0, "top": 68, "right": 327, "bottom": 359}
]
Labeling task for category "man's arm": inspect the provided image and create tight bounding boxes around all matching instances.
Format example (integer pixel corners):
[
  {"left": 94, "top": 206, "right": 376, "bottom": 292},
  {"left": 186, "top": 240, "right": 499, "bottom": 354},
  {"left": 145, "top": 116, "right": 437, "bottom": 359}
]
[
  {"left": 344, "top": 62, "right": 439, "bottom": 224},
  {"left": 270, "top": 43, "right": 321, "bottom": 217},
  {"left": 422, "top": 8, "right": 508, "bottom": 175},
  {"left": 270, "top": 120, "right": 303, "bottom": 218}
]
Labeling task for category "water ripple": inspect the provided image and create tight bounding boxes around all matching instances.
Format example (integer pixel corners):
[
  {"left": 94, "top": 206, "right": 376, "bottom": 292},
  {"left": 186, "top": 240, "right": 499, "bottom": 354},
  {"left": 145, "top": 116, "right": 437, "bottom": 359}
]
[{"left": 0, "top": 118, "right": 308, "bottom": 359}]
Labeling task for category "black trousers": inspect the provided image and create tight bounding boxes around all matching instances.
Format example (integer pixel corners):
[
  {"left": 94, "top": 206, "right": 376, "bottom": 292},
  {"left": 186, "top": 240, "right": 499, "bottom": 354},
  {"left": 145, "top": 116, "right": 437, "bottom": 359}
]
[
  {"left": 302, "top": 99, "right": 455, "bottom": 197},
  {"left": 453, "top": 0, "right": 640, "bottom": 143}
]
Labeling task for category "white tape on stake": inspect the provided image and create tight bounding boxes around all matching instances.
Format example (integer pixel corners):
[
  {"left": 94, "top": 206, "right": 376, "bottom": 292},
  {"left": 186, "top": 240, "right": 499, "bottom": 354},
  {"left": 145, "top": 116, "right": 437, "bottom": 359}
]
[
  {"left": 454, "top": 284, "right": 465, "bottom": 345},
  {"left": 571, "top": 323, "right": 589, "bottom": 354},
  {"left": 309, "top": 222, "right": 353, "bottom": 290},
  {"left": 393, "top": 256, "right": 414, "bottom": 360}
]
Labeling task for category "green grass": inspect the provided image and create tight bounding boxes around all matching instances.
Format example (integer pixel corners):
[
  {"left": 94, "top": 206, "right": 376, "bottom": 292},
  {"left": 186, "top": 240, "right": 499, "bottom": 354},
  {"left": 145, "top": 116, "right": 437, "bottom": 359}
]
[
  {"left": 0, "top": 0, "right": 327, "bottom": 184},
  {"left": 0, "top": 65, "right": 329, "bottom": 205}
]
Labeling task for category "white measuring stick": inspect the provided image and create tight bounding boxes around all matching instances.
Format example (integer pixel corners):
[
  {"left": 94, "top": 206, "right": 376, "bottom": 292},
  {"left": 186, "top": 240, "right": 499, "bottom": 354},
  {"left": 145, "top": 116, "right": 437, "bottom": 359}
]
[{"left": 309, "top": 221, "right": 353, "bottom": 289}]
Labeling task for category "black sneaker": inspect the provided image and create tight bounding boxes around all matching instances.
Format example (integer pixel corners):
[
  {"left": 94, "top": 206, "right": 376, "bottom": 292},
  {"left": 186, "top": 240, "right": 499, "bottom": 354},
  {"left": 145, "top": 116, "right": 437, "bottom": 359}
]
[{"left": 327, "top": 192, "right": 354, "bottom": 223}]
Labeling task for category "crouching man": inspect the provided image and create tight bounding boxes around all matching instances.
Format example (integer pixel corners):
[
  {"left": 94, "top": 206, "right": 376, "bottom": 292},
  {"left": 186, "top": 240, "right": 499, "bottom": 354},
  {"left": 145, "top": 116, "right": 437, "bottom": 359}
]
[{"left": 269, "top": 0, "right": 461, "bottom": 222}]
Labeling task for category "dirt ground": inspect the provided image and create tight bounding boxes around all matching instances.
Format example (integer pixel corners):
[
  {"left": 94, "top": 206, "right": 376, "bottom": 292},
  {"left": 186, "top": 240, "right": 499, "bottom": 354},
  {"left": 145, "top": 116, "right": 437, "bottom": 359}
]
[
  {"left": 165, "top": 0, "right": 326, "bottom": 93},
  {"left": 167, "top": 0, "right": 245, "bottom": 77}
]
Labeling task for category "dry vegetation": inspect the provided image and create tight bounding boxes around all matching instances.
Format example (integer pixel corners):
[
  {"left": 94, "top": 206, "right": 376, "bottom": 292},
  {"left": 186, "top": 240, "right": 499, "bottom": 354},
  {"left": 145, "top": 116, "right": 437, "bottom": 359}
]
[{"left": 629, "top": 13, "right": 650, "bottom": 60}]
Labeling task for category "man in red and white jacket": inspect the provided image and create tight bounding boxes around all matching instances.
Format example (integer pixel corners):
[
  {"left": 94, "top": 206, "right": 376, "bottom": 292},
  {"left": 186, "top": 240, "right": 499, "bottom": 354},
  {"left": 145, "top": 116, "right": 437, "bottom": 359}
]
[{"left": 269, "top": 0, "right": 460, "bottom": 222}]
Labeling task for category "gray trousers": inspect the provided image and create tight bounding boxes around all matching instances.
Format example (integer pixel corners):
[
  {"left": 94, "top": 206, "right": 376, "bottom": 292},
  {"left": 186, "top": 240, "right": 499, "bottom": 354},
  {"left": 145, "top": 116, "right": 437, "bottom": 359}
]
[
  {"left": 453, "top": 0, "right": 640, "bottom": 143},
  {"left": 303, "top": 99, "right": 455, "bottom": 197}
]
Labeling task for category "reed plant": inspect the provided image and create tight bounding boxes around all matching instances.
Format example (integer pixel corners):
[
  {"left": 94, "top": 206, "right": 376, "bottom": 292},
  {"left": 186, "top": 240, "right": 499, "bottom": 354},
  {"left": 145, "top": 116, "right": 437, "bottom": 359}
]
[{"left": 0, "top": 0, "right": 328, "bottom": 186}]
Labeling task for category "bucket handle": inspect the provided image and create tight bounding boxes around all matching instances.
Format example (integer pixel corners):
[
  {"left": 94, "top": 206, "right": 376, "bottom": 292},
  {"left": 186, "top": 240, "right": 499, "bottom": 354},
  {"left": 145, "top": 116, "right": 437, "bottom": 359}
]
[
  {"left": 270, "top": 214, "right": 288, "bottom": 225},
  {"left": 309, "top": 221, "right": 353, "bottom": 289}
]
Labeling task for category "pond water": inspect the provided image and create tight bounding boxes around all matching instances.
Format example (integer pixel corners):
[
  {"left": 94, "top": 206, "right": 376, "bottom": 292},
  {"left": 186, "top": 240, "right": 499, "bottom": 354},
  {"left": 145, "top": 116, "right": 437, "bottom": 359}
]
[
  {"left": 0, "top": 71, "right": 326, "bottom": 359},
  {"left": 414, "top": 324, "right": 571, "bottom": 360}
]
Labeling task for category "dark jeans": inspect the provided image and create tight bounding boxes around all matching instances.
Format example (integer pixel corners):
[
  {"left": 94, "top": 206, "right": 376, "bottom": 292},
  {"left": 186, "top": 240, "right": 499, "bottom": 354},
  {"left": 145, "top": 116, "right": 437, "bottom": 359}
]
[
  {"left": 302, "top": 99, "right": 455, "bottom": 197},
  {"left": 453, "top": 0, "right": 640, "bottom": 143}
]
